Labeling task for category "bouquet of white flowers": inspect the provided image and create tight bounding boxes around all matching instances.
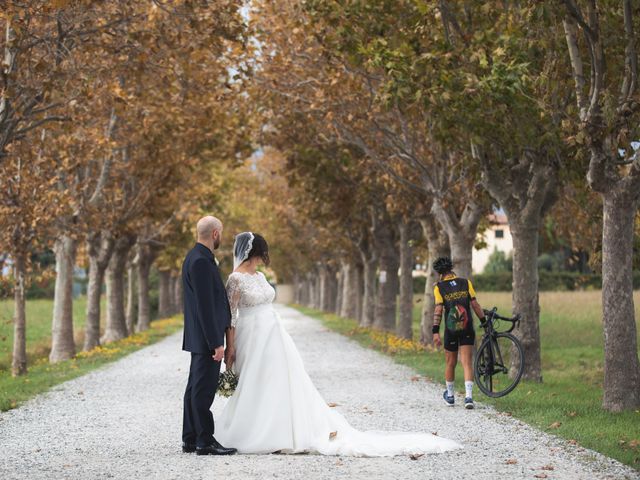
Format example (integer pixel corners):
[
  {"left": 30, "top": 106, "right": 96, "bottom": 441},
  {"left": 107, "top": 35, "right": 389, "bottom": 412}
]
[{"left": 217, "top": 369, "right": 238, "bottom": 397}]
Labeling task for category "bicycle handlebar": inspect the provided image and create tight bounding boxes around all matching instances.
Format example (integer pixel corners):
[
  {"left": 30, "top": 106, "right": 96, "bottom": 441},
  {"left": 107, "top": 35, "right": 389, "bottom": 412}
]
[{"left": 482, "top": 308, "right": 520, "bottom": 332}]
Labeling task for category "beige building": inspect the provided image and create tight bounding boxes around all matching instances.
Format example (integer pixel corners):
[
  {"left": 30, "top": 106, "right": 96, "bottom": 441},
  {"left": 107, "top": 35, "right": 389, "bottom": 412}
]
[{"left": 472, "top": 213, "right": 513, "bottom": 274}]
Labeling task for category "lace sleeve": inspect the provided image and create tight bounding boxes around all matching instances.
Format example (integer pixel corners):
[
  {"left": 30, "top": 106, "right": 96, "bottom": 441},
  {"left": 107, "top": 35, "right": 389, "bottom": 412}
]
[{"left": 226, "top": 274, "right": 242, "bottom": 328}]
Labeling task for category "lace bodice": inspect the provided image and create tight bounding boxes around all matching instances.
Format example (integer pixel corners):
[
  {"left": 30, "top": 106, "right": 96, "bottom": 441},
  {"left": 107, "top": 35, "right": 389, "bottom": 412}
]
[{"left": 226, "top": 272, "right": 275, "bottom": 327}]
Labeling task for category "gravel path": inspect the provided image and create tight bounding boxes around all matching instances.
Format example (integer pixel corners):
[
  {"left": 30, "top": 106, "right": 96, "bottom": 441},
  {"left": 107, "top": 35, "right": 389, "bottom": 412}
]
[{"left": 0, "top": 305, "right": 637, "bottom": 480}]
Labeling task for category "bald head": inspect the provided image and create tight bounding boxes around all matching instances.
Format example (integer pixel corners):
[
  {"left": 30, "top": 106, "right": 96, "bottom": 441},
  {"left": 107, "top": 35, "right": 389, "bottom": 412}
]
[{"left": 196, "top": 216, "right": 223, "bottom": 250}]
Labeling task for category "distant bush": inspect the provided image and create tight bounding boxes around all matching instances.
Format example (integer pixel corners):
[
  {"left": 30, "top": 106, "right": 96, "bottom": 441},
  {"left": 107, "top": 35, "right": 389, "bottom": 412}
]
[
  {"left": 469, "top": 271, "right": 640, "bottom": 292},
  {"left": 537, "top": 252, "right": 565, "bottom": 272},
  {"left": 483, "top": 249, "right": 512, "bottom": 274},
  {"left": 413, "top": 276, "right": 426, "bottom": 294},
  {"left": 0, "top": 277, "right": 56, "bottom": 299}
]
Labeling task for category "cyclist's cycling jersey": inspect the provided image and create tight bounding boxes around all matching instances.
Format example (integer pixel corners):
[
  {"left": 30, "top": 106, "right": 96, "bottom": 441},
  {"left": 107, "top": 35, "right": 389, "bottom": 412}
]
[{"left": 434, "top": 274, "right": 477, "bottom": 334}]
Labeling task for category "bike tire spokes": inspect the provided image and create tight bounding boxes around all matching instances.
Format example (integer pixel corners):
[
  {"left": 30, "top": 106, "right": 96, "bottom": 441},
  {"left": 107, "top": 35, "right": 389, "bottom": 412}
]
[{"left": 474, "top": 332, "right": 525, "bottom": 398}]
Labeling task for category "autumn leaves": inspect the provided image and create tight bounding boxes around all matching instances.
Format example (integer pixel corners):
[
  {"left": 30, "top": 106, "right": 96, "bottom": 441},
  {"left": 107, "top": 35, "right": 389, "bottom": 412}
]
[{"left": 0, "top": 2, "right": 249, "bottom": 375}]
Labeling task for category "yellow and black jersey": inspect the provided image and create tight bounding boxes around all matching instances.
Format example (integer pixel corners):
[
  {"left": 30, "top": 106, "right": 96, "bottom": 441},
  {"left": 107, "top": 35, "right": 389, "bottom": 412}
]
[{"left": 434, "top": 274, "right": 476, "bottom": 334}]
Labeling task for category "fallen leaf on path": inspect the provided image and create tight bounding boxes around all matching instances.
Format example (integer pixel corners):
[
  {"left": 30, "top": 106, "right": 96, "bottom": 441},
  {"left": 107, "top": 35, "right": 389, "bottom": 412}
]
[
  {"left": 548, "top": 421, "right": 562, "bottom": 429},
  {"left": 431, "top": 432, "right": 438, "bottom": 436},
  {"left": 505, "top": 459, "right": 517, "bottom": 465},
  {"left": 568, "top": 439, "right": 578, "bottom": 446},
  {"left": 541, "top": 465, "right": 555, "bottom": 471},
  {"left": 329, "top": 431, "right": 337, "bottom": 440},
  {"left": 327, "top": 402, "right": 339, "bottom": 407},
  {"left": 409, "top": 453, "right": 424, "bottom": 460},
  {"left": 534, "top": 475, "right": 548, "bottom": 479},
  {"left": 410, "top": 376, "right": 420, "bottom": 382}
]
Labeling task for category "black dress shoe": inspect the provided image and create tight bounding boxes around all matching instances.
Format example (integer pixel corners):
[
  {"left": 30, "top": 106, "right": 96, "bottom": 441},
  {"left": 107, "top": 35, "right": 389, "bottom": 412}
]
[
  {"left": 182, "top": 442, "right": 196, "bottom": 453},
  {"left": 196, "top": 442, "right": 237, "bottom": 456}
]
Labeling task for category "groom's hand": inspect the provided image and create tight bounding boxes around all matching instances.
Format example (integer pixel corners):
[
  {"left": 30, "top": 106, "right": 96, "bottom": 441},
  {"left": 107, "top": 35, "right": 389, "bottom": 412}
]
[
  {"left": 225, "top": 346, "right": 236, "bottom": 369},
  {"left": 212, "top": 346, "right": 224, "bottom": 362}
]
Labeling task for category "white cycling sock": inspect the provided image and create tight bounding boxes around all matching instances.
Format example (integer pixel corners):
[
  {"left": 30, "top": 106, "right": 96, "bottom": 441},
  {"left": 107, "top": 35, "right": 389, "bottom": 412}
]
[
  {"left": 446, "top": 381, "right": 455, "bottom": 397},
  {"left": 465, "top": 381, "right": 473, "bottom": 399}
]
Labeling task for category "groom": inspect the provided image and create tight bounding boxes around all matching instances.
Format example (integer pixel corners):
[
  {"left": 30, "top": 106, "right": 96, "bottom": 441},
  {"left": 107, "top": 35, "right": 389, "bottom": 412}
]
[{"left": 181, "top": 216, "right": 237, "bottom": 455}]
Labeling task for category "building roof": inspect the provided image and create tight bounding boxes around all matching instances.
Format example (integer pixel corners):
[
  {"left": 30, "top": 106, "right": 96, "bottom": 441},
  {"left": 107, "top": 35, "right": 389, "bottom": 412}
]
[{"left": 487, "top": 213, "right": 508, "bottom": 225}]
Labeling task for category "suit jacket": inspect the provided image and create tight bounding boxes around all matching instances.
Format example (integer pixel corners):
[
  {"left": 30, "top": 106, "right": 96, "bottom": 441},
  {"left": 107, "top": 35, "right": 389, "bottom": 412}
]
[{"left": 182, "top": 243, "right": 231, "bottom": 354}]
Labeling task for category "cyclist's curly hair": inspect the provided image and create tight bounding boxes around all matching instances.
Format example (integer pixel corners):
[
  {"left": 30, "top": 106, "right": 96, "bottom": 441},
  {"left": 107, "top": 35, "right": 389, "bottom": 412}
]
[{"left": 433, "top": 256, "right": 454, "bottom": 275}]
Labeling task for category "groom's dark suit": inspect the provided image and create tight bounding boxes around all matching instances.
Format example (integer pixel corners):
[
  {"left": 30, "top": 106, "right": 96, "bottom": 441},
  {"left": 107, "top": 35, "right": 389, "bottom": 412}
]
[{"left": 182, "top": 242, "right": 231, "bottom": 448}]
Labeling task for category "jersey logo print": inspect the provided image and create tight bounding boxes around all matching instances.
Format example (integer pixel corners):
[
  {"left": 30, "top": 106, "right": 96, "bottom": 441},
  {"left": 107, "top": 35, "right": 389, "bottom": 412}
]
[{"left": 445, "top": 305, "right": 469, "bottom": 332}]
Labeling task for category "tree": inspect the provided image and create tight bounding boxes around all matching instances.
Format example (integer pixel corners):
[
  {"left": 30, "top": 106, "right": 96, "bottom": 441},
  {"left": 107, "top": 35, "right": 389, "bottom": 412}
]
[
  {"left": 561, "top": 0, "right": 640, "bottom": 411},
  {"left": 0, "top": 135, "right": 65, "bottom": 375}
]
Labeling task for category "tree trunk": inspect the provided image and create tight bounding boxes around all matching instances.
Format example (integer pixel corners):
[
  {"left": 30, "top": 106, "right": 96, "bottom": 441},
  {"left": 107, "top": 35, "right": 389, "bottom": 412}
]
[
  {"left": 374, "top": 248, "right": 399, "bottom": 332},
  {"left": 373, "top": 214, "right": 399, "bottom": 332},
  {"left": 318, "top": 264, "right": 337, "bottom": 312},
  {"left": 510, "top": 224, "right": 542, "bottom": 382},
  {"left": 294, "top": 274, "right": 305, "bottom": 305},
  {"left": 318, "top": 266, "right": 328, "bottom": 311},
  {"left": 136, "top": 242, "right": 154, "bottom": 332},
  {"left": 355, "top": 263, "right": 364, "bottom": 323},
  {"left": 600, "top": 192, "right": 640, "bottom": 411},
  {"left": 302, "top": 278, "right": 310, "bottom": 306},
  {"left": 481, "top": 152, "right": 557, "bottom": 382},
  {"left": 173, "top": 272, "right": 183, "bottom": 314},
  {"left": 84, "top": 256, "right": 105, "bottom": 351},
  {"left": 419, "top": 217, "right": 450, "bottom": 345},
  {"left": 102, "top": 236, "right": 134, "bottom": 343},
  {"left": 11, "top": 253, "right": 27, "bottom": 376},
  {"left": 326, "top": 265, "right": 338, "bottom": 312},
  {"left": 448, "top": 234, "right": 475, "bottom": 280},
  {"left": 158, "top": 269, "right": 172, "bottom": 318},
  {"left": 308, "top": 272, "right": 317, "bottom": 309},
  {"left": 478, "top": 150, "right": 557, "bottom": 382},
  {"left": 397, "top": 222, "right": 414, "bottom": 340},
  {"left": 50, "top": 235, "right": 77, "bottom": 363},
  {"left": 299, "top": 275, "right": 311, "bottom": 307},
  {"left": 360, "top": 255, "right": 377, "bottom": 327},
  {"left": 340, "top": 261, "right": 360, "bottom": 320},
  {"left": 432, "top": 201, "right": 483, "bottom": 279},
  {"left": 125, "top": 263, "right": 137, "bottom": 335},
  {"left": 335, "top": 263, "right": 344, "bottom": 315},
  {"left": 84, "top": 232, "right": 114, "bottom": 351},
  {"left": 168, "top": 274, "right": 176, "bottom": 314}
]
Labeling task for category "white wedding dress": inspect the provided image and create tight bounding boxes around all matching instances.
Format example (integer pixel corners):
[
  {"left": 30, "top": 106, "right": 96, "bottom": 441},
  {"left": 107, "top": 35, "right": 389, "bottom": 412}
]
[{"left": 214, "top": 271, "right": 462, "bottom": 456}]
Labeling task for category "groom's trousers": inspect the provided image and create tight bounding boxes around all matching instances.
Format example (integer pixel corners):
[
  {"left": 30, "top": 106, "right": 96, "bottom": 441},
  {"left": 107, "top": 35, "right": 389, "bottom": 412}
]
[{"left": 183, "top": 353, "right": 221, "bottom": 447}]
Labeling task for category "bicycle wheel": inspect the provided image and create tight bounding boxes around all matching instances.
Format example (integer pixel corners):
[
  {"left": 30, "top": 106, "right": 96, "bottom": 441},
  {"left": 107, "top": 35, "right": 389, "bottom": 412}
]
[{"left": 474, "top": 332, "right": 525, "bottom": 398}]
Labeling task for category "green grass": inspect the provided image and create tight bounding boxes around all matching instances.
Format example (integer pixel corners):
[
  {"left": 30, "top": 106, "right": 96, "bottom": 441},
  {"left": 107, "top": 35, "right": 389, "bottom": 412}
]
[
  {"left": 0, "top": 297, "right": 182, "bottom": 412},
  {"left": 294, "top": 290, "right": 640, "bottom": 469},
  {"left": 0, "top": 297, "right": 95, "bottom": 372}
]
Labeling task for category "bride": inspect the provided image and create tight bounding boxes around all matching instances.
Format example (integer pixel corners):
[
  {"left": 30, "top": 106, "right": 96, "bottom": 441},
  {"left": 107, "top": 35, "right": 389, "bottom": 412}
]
[{"left": 214, "top": 232, "right": 461, "bottom": 456}]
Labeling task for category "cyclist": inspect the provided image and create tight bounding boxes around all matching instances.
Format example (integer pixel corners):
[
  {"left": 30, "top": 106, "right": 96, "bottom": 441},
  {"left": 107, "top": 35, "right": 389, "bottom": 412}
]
[{"left": 432, "top": 257, "right": 486, "bottom": 409}]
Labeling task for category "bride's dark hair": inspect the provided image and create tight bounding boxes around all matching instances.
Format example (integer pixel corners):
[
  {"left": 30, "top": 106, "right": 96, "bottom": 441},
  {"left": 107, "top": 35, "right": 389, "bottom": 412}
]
[{"left": 246, "top": 233, "right": 270, "bottom": 266}]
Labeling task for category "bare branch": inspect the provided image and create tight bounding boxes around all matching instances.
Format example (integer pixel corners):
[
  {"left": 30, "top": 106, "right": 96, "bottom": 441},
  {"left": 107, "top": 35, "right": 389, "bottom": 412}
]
[
  {"left": 620, "top": 0, "right": 637, "bottom": 103},
  {"left": 13, "top": 115, "right": 71, "bottom": 136},
  {"left": 563, "top": 16, "right": 588, "bottom": 121}
]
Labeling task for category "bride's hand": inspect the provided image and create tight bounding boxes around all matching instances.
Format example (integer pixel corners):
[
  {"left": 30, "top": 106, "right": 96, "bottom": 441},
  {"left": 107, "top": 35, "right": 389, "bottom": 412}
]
[{"left": 225, "top": 346, "right": 236, "bottom": 369}]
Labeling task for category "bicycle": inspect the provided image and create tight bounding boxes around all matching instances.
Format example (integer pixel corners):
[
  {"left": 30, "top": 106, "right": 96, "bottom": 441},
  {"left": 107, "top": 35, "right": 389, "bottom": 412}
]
[{"left": 474, "top": 307, "right": 525, "bottom": 398}]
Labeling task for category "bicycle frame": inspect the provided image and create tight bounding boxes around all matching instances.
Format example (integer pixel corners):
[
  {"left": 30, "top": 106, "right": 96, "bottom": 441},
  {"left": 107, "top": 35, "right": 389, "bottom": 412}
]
[{"left": 474, "top": 307, "right": 524, "bottom": 397}]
